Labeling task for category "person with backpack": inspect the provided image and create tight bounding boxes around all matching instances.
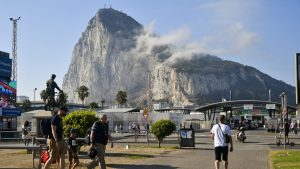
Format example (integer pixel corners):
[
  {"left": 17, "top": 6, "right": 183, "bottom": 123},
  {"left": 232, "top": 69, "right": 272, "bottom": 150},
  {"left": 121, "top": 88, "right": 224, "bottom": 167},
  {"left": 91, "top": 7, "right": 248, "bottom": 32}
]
[
  {"left": 87, "top": 114, "right": 113, "bottom": 169},
  {"left": 210, "top": 115, "right": 233, "bottom": 169},
  {"left": 22, "top": 120, "right": 31, "bottom": 146},
  {"left": 43, "top": 106, "right": 69, "bottom": 169}
]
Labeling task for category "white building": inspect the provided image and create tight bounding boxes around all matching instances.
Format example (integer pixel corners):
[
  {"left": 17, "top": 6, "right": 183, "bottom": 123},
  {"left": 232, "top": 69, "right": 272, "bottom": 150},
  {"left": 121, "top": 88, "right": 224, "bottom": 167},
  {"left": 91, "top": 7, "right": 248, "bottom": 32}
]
[{"left": 17, "top": 96, "right": 29, "bottom": 103}]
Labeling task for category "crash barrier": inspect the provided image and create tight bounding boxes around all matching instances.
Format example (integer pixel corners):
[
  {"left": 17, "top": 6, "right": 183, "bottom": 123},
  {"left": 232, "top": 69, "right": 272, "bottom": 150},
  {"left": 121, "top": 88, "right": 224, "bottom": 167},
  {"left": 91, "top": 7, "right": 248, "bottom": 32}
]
[{"left": 0, "top": 145, "right": 42, "bottom": 169}]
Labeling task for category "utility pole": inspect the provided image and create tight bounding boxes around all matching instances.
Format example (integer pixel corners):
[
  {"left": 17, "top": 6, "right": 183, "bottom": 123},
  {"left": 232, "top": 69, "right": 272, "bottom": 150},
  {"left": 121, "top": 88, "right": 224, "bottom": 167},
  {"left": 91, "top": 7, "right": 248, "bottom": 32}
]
[
  {"left": 269, "top": 89, "right": 272, "bottom": 102},
  {"left": 280, "top": 92, "right": 287, "bottom": 150},
  {"left": 148, "top": 70, "right": 151, "bottom": 111},
  {"left": 10, "top": 17, "right": 21, "bottom": 82}
]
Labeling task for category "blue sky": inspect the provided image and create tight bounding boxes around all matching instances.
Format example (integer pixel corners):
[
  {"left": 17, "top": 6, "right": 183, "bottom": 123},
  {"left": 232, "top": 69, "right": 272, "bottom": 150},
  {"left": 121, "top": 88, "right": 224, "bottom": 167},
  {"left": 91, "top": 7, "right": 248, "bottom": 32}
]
[{"left": 0, "top": 0, "right": 299, "bottom": 101}]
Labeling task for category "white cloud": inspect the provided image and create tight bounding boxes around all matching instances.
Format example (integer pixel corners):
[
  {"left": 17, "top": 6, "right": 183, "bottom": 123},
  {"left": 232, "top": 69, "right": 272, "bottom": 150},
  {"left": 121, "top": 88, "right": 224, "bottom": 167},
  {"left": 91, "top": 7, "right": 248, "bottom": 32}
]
[
  {"left": 131, "top": 0, "right": 261, "bottom": 65},
  {"left": 135, "top": 22, "right": 191, "bottom": 55}
]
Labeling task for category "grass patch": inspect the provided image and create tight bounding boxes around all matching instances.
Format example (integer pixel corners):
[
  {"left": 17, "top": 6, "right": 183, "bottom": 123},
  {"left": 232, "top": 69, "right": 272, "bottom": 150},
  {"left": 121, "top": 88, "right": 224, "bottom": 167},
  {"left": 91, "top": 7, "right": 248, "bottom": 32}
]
[
  {"left": 18, "top": 150, "right": 28, "bottom": 154},
  {"left": 270, "top": 150, "right": 300, "bottom": 169}
]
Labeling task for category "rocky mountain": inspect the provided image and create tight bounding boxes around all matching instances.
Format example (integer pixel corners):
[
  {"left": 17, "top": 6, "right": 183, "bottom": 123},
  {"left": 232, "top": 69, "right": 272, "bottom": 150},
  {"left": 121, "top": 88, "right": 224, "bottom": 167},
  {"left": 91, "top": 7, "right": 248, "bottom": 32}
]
[{"left": 62, "top": 8, "right": 295, "bottom": 107}]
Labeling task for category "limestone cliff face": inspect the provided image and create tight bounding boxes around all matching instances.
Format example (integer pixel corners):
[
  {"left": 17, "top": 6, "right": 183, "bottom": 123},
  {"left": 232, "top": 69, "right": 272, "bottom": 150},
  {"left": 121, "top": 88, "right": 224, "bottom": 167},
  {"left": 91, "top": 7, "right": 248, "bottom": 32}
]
[
  {"left": 63, "top": 8, "right": 295, "bottom": 106},
  {"left": 63, "top": 8, "right": 145, "bottom": 104}
]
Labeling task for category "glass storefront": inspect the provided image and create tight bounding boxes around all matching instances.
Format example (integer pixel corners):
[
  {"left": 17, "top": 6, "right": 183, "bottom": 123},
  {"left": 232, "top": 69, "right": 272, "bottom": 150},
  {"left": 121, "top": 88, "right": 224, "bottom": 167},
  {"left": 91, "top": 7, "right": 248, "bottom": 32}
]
[{"left": 0, "top": 116, "right": 17, "bottom": 131}]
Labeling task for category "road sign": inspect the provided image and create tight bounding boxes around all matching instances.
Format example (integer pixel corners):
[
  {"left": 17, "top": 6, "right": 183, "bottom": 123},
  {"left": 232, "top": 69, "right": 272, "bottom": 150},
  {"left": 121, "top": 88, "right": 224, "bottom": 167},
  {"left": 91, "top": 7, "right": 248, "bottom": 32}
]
[
  {"left": 244, "top": 104, "right": 253, "bottom": 110},
  {"left": 266, "top": 104, "right": 276, "bottom": 110}
]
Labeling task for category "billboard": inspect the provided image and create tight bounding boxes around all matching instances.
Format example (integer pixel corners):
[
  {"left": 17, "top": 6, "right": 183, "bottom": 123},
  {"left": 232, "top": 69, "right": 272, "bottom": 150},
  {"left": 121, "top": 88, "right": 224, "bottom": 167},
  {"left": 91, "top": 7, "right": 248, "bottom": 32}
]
[
  {"left": 0, "top": 51, "right": 12, "bottom": 79},
  {"left": 0, "top": 107, "right": 21, "bottom": 116},
  {"left": 296, "top": 53, "right": 300, "bottom": 104},
  {"left": 0, "top": 80, "right": 16, "bottom": 108}
]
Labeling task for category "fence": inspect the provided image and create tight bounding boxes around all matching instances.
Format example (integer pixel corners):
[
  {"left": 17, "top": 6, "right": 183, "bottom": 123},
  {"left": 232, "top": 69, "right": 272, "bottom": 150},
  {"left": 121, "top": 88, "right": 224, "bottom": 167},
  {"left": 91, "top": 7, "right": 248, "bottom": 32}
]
[{"left": 0, "top": 145, "right": 42, "bottom": 169}]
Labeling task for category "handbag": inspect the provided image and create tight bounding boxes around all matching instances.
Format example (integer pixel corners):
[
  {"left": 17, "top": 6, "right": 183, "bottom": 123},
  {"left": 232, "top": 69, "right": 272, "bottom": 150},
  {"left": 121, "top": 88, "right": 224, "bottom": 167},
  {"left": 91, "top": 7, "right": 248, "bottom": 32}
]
[
  {"left": 218, "top": 124, "right": 230, "bottom": 143},
  {"left": 41, "top": 150, "right": 56, "bottom": 164}
]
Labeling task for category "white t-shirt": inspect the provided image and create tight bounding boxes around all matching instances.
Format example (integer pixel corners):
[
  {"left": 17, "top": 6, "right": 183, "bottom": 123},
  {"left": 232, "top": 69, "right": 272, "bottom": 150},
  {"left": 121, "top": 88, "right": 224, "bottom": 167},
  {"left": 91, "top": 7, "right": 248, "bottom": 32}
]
[
  {"left": 21, "top": 125, "right": 31, "bottom": 139},
  {"left": 211, "top": 123, "right": 231, "bottom": 147}
]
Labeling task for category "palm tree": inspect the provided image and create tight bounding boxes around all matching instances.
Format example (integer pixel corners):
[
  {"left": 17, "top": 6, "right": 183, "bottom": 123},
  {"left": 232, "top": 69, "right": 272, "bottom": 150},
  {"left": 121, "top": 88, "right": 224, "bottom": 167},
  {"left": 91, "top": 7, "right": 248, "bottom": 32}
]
[
  {"left": 22, "top": 99, "right": 31, "bottom": 112},
  {"left": 57, "top": 92, "right": 68, "bottom": 108},
  {"left": 76, "top": 85, "right": 89, "bottom": 105},
  {"left": 40, "top": 90, "right": 47, "bottom": 103},
  {"left": 116, "top": 90, "right": 127, "bottom": 107}
]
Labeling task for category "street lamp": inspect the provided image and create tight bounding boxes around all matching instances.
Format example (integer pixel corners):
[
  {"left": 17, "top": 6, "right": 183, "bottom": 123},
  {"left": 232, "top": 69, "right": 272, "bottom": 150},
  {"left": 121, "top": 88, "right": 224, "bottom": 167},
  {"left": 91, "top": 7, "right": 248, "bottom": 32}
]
[{"left": 33, "top": 88, "right": 37, "bottom": 103}]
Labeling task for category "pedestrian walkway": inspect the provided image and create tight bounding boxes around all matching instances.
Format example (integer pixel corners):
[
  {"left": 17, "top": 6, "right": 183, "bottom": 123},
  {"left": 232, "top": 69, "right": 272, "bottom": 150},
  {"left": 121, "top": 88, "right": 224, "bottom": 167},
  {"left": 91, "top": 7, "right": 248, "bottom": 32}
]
[{"left": 108, "top": 148, "right": 270, "bottom": 169}]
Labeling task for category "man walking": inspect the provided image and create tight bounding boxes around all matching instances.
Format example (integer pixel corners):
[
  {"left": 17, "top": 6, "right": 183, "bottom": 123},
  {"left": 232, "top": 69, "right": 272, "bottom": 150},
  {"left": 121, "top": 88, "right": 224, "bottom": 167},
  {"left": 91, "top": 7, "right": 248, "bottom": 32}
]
[
  {"left": 43, "top": 106, "right": 69, "bottom": 169},
  {"left": 88, "top": 114, "right": 113, "bottom": 169},
  {"left": 211, "top": 115, "right": 233, "bottom": 169}
]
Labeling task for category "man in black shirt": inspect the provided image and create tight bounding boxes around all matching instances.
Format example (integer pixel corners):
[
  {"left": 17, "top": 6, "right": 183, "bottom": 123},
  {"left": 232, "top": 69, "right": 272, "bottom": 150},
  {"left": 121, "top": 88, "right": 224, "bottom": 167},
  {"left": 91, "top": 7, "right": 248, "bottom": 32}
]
[
  {"left": 43, "top": 106, "right": 68, "bottom": 169},
  {"left": 88, "top": 114, "right": 113, "bottom": 169}
]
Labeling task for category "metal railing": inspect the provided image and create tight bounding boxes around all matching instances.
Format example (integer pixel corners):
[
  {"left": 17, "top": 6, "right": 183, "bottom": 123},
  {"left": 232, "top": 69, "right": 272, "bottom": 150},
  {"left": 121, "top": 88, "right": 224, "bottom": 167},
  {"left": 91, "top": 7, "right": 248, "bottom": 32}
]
[{"left": 0, "top": 145, "right": 42, "bottom": 169}]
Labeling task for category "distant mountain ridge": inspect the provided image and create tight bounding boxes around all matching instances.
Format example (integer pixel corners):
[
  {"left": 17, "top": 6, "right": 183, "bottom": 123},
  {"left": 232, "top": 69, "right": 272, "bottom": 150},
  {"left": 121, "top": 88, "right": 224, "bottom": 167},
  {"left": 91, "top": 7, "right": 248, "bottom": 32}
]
[{"left": 62, "top": 8, "right": 295, "bottom": 106}]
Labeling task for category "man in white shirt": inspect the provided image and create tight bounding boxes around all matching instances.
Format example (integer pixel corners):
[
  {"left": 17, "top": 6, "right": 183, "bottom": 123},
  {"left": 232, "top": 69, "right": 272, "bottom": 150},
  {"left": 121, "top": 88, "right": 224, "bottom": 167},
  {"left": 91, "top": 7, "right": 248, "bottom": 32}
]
[{"left": 211, "top": 115, "right": 233, "bottom": 169}]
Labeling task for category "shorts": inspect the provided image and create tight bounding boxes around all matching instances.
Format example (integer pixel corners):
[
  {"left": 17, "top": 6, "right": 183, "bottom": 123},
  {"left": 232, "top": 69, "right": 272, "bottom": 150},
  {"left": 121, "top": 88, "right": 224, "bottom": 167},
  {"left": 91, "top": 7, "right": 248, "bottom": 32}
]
[
  {"left": 285, "top": 131, "right": 289, "bottom": 137},
  {"left": 48, "top": 139, "right": 65, "bottom": 159},
  {"left": 215, "top": 146, "right": 228, "bottom": 161}
]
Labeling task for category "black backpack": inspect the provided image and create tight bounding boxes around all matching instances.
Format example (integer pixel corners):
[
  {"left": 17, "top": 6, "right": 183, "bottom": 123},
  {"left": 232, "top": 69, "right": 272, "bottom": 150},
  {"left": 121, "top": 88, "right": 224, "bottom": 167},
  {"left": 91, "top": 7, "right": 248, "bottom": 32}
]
[
  {"left": 22, "top": 127, "right": 28, "bottom": 135},
  {"left": 84, "top": 127, "right": 92, "bottom": 145},
  {"left": 40, "top": 119, "right": 51, "bottom": 138}
]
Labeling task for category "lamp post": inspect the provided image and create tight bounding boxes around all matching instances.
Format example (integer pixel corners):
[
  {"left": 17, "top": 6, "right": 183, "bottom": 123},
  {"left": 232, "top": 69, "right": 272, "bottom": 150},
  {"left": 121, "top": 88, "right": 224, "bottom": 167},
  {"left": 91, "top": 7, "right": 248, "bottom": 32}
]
[{"left": 33, "top": 88, "right": 37, "bottom": 103}]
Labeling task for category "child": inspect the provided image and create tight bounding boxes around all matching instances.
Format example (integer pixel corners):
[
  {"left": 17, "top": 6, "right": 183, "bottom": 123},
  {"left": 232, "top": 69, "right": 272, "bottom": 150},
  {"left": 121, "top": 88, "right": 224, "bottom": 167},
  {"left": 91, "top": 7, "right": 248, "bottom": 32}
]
[{"left": 68, "top": 128, "right": 79, "bottom": 169}]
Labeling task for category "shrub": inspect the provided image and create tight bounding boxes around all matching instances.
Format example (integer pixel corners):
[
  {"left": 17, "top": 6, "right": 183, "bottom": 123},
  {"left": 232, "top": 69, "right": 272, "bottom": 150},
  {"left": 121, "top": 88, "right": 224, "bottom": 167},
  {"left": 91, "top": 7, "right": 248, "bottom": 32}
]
[
  {"left": 151, "top": 120, "right": 176, "bottom": 148},
  {"left": 89, "top": 102, "right": 99, "bottom": 109},
  {"left": 63, "top": 109, "right": 98, "bottom": 138}
]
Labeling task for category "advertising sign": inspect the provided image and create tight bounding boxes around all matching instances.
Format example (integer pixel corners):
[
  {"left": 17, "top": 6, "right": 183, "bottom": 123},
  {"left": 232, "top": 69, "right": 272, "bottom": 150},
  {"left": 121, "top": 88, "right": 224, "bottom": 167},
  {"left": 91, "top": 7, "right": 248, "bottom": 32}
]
[
  {"left": 0, "top": 107, "right": 21, "bottom": 116},
  {"left": 0, "top": 80, "right": 16, "bottom": 108},
  {"left": 0, "top": 51, "right": 12, "bottom": 78}
]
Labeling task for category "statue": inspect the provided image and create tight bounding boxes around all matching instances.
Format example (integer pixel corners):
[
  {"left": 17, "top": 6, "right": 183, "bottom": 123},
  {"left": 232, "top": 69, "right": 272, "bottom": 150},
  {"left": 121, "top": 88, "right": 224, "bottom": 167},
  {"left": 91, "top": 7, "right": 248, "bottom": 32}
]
[
  {"left": 46, "top": 74, "right": 62, "bottom": 96},
  {"left": 44, "top": 74, "right": 64, "bottom": 111}
]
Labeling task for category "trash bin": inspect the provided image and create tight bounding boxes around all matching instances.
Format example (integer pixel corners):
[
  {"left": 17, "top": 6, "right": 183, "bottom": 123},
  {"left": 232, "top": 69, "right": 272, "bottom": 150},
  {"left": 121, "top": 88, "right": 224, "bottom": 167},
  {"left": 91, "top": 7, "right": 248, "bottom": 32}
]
[{"left": 179, "top": 128, "right": 195, "bottom": 149}]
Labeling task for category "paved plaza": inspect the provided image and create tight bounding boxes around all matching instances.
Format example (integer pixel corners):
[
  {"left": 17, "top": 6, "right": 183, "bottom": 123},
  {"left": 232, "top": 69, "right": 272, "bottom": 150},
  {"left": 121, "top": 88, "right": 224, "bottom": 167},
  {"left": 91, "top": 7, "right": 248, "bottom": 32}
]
[
  {"left": 109, "top": 129, "right": 299, "bottom": 169},
  {"left": 0, "top": 129, "right": 299, "bottom": 169}
]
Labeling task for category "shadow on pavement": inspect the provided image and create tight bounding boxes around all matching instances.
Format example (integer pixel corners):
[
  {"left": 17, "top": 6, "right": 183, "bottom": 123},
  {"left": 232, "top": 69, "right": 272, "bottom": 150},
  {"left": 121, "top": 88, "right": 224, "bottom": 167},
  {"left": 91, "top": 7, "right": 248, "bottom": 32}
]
[
  {"left": 241, "top": 141, "right": 260, "bottom": 143},
  {"left": 107, "top": 152, "right": 155, "bottom": 158},
  {"left": 108, "top": 164, "right": 178, "bottom": 169}
]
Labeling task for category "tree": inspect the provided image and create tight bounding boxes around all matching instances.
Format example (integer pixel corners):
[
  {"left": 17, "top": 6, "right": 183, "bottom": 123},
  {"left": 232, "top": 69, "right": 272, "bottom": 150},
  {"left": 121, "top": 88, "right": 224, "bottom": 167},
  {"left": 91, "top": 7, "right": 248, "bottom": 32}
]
[
  {"left": 40, "top": 90, "right": 47, "bottom": 103},
  {"left": 22, "top": 99, "right": 32, "bottom": 112},
  {"left": 89, "top": 102, "right": 99, "bottom": 109},
  {"left": 63, "top": 109, "right": 98, "bottom": 138},
  {"left": 57, "top": 91, "right": 68, "bottom": 108},
  {"left": 76, "top": 85, "right": 89, "bottom": 105},
  {"left": 101, "top": 99, "right": 105, "bottom": 109},
  {"left": 151, "top": 120, "right": 176, "bottom": 148},
  {"left": 116, "top": 90, "right": 127, "bottom": 106}
]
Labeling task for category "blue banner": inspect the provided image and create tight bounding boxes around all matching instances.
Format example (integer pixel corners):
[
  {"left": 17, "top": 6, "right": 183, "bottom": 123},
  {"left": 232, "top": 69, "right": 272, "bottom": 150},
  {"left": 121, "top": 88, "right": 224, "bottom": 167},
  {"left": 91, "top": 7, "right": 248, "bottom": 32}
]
[{"left": 0, "top": 108, "right": 22, "bottom": 116}]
